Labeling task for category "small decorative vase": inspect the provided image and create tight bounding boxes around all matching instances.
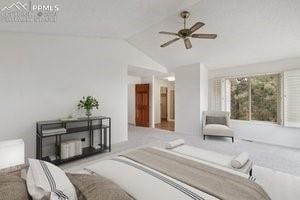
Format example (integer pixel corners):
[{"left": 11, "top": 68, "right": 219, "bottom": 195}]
[{"left": 85, "top": 109, "right": 92, "bottom": 117}]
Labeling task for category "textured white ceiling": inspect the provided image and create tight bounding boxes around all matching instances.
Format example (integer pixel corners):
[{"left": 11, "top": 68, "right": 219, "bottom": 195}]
[
  {"left": 128, "top": 0, "right": 300, "bottom": 69},
  {"left": 0, "top": 0, "right": 199, "bottom": 39},
  {"left": 1, "top": 0, "right": 300, "bottom": 70}
]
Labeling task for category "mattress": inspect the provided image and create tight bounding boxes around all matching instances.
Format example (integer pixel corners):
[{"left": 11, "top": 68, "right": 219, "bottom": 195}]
[
  {"left": 59, "top": 146, "right": 300, "bottom": 200},
  {"left": 74, "top": 147, "right": 268, "bottom": 200}
]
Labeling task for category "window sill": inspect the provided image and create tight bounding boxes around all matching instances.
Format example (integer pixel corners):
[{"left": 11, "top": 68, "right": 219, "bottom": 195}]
[{"left": 230, "top": 119, "right": 281, "bottom": 126}]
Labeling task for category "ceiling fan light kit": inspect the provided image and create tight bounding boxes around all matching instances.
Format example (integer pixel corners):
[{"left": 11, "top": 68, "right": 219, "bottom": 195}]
[{"left": 159, "top": 11, "right": 217, "bottom": 49}]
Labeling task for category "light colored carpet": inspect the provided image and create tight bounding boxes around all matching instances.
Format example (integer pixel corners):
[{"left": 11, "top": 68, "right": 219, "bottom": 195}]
[
  {"left": 62, "top": 125, "right": 300, "bottom": 200},
  {"left": 62, "top": 125, "right": 300, "bottom": 176},
  {"left": 126, "top": 126, "right": 300, "bottom": 176}
]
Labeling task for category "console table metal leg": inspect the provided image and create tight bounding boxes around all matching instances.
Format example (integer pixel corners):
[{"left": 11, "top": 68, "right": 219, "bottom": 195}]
[
  {"left": 100, "top": 128, "right": 103, "bottom": 150},
  {"left": 59, "top": 135, "right": 62, "bottom": 159},
  {"left": 37, "top": 135, "right": 40, "bottom": 159},
  {"left": 109, "top": 119, "right": 111, "bottom": 152},
  {"left": 55, "top": 135, "right": 58, "bottom": 159},
  {"left": 92, "top": 130, "right": 94, "bottom": 147},
  {"left": 36, "top": 135, "right": 39, "bottom": 159},
  {"left": 104, "top": 128, "right": 107, "bottom": 150},
  {"left": 36, "top": 124, "right": 39, "bottom": 159},
  {"left": 88, "top": 120, "right": 92, "bottom": 147},
  {"left": 40, "top": 136, "right": 43, "bottom": 159},
  {"left": 100, "top": 119, "right": 103, "bottom": 150}
]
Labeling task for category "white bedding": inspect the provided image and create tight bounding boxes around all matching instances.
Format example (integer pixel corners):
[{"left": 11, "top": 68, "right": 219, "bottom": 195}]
[
  {"left": 85, "top": 157, "right": 218, "bottom": 200},
  {"left": 66, "top": 146, "right": 298, "bottom": 200},
  {"left": 154, "top": 147, "right": 249, "bottom": 178},
  {"left": 81, "top": 147, "right": 254, "bottom": 200}
]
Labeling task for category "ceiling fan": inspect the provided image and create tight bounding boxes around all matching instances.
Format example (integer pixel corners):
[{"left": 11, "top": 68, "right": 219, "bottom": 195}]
[{"left": 159, "top": 11, "right": 217, "bottom": 49}]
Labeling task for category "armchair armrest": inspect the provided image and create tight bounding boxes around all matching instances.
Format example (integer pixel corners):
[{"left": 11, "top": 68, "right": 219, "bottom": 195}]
[{"left": 226, "top": 115, "right": 230, "bottom": 127}]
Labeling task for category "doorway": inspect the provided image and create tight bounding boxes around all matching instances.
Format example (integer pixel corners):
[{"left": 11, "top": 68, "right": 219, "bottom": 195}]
[
  {"left": 155, "top": 86, "right": 175, "bottom": 131},
  {"left": 160, "top": 87, "right": 168, "bottom": 121},
  {"left": 170, "top": 90, "right": 175, "bottom": 120}
]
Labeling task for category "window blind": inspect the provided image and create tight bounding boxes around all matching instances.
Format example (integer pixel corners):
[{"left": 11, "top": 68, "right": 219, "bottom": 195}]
[
  {"left": 211, "top": 79, "right": 222, "bottom": 111},
  {"left": 283, "top": 69, "right": 300, "bottom": 127},
  {"left": 221, "top": 79, "right": 231, "bottom": 112},
  {"left": 210, "top": 79, "right": 231, "bottom": 112}
]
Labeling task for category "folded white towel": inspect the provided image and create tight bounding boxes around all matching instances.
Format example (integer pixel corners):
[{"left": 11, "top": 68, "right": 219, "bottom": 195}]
[
  {"left": 231, "top": 152, "right": 250, "bottom": 169},
  {"left": 166, "top": 139, "right": 185, "bottom": 149}
]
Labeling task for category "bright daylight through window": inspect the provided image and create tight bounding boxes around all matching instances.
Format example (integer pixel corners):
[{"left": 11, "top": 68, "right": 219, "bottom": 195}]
[{"left": 230, "top": 74, "right": 280, "bottom": 123}]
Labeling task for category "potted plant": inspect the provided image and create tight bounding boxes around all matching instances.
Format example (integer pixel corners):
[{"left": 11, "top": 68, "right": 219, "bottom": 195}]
[{"left": 77, "top": 96, "right": 99, "bottom": 117}]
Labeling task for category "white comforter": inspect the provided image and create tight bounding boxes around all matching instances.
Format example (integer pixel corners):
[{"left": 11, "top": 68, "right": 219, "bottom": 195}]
[
  {"left": 83, "top": 148, "right": 252, "bottom": 200},
  {"left": 85, "top": 157, "right": 217, "bottom": 200}
]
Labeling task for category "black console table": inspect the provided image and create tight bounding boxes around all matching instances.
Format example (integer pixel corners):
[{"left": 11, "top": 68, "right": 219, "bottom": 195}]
[{"left": 36, "top": 116, "right": 111, "bottom": 165}]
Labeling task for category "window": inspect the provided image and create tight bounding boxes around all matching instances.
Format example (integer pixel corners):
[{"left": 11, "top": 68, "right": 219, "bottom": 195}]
[
  {"left": 250, "top": 75, "right": 279, "bottom": 122},
  {"left": 230, "top": 74, "right": 280, "bottom": 123},
  {"left": 230, "top": 77, "right": 250, "bottom": 120},
  {"left": 210, "top": 70, "right": 300, "bottom": 126}
]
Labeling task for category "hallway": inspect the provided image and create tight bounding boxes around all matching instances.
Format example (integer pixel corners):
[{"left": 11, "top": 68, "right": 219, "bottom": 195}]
[{"left": 155, "top": 120, "right": 175, "bottom": 131}]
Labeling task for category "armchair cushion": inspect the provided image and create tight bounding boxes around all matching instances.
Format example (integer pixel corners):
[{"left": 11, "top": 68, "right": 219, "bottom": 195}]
[
  {"left": 206, "top": 116, "right": 227, "bottom": 125},
  {"left": 203, "top": 124, "right": 234, "bottom": 137}
]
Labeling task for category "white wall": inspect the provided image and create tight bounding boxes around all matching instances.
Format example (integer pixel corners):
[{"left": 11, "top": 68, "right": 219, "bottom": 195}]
[
  {"left": 0, "top": 32, "right": 164, "bottom": 158},
  {"left": 209, "top": 58, "right": 300, "bottom": 148},
  {"left": 200, "top": 64, "right": 208, "bottom": 127},
  {"left": 127, "top": 75, "right": 141, "bottom": 125},
  {"left": 175, "top": 63, "right": 208, "bottom": 135},
  {"left": 209, "top": 57, "right": 300, "bottom": 79},
  {"left": 154, "top": 78, "right": 175, "bottom": 124},
  {"left": 231, "top": 120, "right": 300, "bottom": 148}
]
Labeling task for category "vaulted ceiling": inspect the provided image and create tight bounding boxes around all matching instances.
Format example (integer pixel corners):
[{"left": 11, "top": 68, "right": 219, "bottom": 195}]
[
  {"left": 128, "top": 0, "right": 300, "bottom": 69},
  {"left": 0, "top": 0, "right": 198, "bottom": 38},
  {"left": 1, "top": 0, "right": 300, "bottom": 70}
]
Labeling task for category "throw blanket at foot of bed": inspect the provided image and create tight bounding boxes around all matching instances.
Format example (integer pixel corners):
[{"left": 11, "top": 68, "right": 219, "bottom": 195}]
[{"left": 121, "top": 148, "right": 270, "bottom": 200}]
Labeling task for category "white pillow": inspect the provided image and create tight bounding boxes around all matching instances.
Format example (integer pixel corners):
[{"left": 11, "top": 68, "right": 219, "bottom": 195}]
[
  {"left": 231, "top": 152, "right": 250, "bottom": 169},
  {"left": 26, "top": 159, "right": 77, "bottom": 200},
  {"left": 166, "top": 139, "right": 185, "bottom": 149}
]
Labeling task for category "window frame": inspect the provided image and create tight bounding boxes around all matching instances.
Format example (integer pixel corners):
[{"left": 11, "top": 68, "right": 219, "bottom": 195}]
[{"left": 228, "top": 73, "right": 281, "bottom": 124}]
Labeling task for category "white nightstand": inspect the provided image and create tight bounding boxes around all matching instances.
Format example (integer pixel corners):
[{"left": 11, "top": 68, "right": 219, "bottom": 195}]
[{"left": 0, "top": 139, "right": 25, "bottom": 178}]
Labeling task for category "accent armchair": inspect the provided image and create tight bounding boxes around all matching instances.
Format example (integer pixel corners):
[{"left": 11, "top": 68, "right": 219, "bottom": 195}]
[{"left": 202, "top": 111, "right": 234, "bottom": 142}]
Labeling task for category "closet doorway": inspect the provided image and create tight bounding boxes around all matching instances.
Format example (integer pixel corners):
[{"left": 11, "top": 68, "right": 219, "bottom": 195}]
[{"left": 155, "top": 86, "right": 175, "bottom": 131}]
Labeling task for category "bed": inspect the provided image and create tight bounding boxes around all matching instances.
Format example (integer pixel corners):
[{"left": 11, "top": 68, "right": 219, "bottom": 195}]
[
  {"left": 71, "top": 147, "right": 270, "bottom": 200},
  {"left": 1, "top": 146, "right": 271, "bottom": 200}
]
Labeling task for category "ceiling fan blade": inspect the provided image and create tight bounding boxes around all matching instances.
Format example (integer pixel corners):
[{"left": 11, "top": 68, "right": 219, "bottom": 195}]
[
  {"left": 184, "top": 38, "right": 192, "bottom": 49},
  {"left": 160, "top": 38, "right": 180, "bottom": 48},
  {"left": 191, "top": 33, "right": 217, "bottom": 39},
  {"left": 190, "top": 22, "right": 205, "bottom": 33},
  {"left": 159, "top": 31, "right": 179, "bottom": 36}
]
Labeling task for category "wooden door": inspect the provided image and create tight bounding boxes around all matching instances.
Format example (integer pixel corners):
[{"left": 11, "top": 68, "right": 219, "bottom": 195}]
[{"left": 135, "top": 84, "right": 150, "bottom": 127}]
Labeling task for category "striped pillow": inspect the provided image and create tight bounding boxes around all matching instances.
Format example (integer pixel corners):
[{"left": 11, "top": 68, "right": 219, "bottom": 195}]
[{"left": 26, "top": 159, "right": 77, "bottom": 200}]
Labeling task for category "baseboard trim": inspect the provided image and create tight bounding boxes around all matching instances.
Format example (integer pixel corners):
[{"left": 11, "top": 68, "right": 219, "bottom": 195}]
[{"left": 241, "top": 138, "right": 300, "bottom": 150}]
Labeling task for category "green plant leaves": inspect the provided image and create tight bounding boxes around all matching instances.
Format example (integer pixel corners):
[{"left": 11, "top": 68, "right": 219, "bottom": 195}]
[{"left": 77, "top": 96, "right": 99, "bottom": 111}]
